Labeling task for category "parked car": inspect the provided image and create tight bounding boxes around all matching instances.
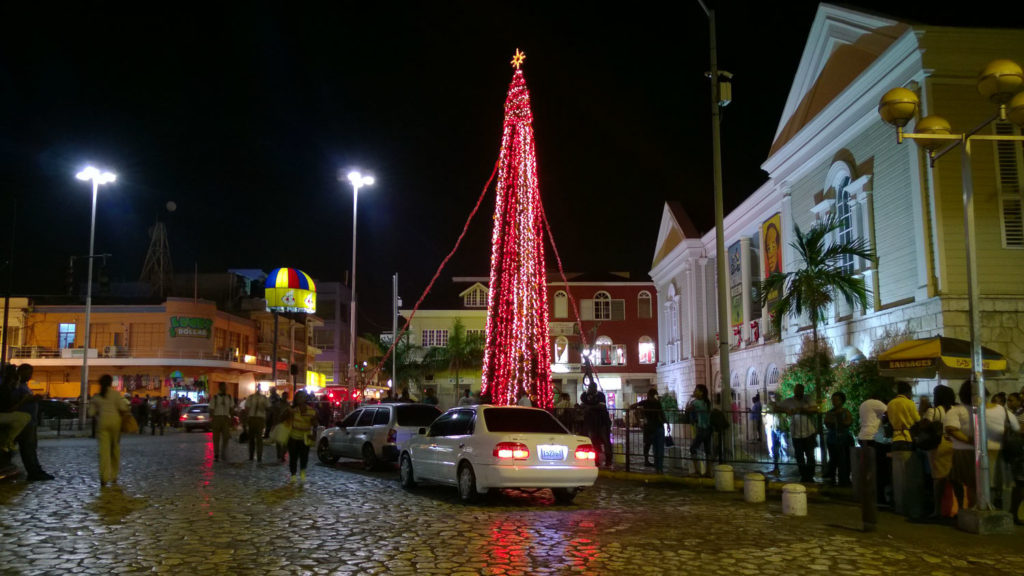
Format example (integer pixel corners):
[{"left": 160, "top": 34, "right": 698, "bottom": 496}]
[
  {"left": 399, "top": 405, "right": 598, "bottom": 504},
  {"left": 318, "top": 403, "right": 442, "bottom": 470},
  {"left": 180, "top": 403, "right": 212, "bottom": 432},
  {"left": 37, "top": 399, "right": 77, "bottom": 421}
]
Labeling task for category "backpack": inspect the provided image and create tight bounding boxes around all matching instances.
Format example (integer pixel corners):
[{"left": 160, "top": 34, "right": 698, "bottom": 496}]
[
  {"left": 710, "top": 408, "right": 729, "bottom": 431},
  {"left": 911, "top": 418, "right": 944, "bottom": 451}
]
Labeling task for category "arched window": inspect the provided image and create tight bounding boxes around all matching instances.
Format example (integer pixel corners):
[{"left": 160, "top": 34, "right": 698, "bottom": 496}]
[
  {"left": 585, "top": 335, "right": 624, "bottom": 366},
  {"left": 637, "top": 291, "right": 652, "bottom": 319},
  {"left": 553, "top": 336, "right": 569, "bottom": 364},
  {"left": 638, "top": 336, "right": 655, "bottom": 364},
  {"left": 836, "top": 177, "right": 854, "bottom": 275},
  {"left": 594, "top": 291, "right": 611, "bottom": 320},
  {"left": 553, "top": 291, "right": 568, "bottom": 318}
]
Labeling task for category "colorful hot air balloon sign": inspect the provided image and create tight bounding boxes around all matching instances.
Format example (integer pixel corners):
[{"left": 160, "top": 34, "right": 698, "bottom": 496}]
[{"left": 265, "top": 268, "right": 317, "bottom": 314}]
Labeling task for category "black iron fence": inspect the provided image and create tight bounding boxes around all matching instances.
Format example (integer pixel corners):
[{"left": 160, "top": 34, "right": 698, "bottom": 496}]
[{"left": 566, "top": 408, "right": 824, "bottom": 474}]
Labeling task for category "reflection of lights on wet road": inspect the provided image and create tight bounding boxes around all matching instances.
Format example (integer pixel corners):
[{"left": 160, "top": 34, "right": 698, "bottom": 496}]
[{"left": 482, "top": 510, "right": 604, "bottom": 573}]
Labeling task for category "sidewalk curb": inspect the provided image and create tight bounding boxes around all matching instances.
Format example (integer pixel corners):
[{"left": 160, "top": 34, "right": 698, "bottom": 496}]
[{"left": 598, "top": 468, "right": 830, "bottom": 496}]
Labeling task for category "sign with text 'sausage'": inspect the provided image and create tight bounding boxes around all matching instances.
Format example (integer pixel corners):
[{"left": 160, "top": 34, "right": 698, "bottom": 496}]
[{"left": 169, "top": 316, "right": 213, "bottom": 338}]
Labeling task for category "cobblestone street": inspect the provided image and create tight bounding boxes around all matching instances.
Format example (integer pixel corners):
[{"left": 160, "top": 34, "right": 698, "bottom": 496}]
[{"left": 0, "top": 430, "right": 1021, "bottom": 575}]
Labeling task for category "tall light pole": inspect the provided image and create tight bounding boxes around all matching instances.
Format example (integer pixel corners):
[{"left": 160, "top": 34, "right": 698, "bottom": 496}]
[
  {"left": 879, "top": 59, "right": 1024, "bottom": 529},
  {"left": 698, "top": 0, "right": 733, "bottom": 416},
  {"left": 75, "top": 165, "right": 116, "bottom": 428},
  {"left": 345, "top": 170, "right": 374, "bottom": 395}
]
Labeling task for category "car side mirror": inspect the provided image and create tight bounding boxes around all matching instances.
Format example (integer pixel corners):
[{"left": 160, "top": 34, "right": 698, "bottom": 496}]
[{"left": 418, "top": 427, "right": 427, "bottom": 435}]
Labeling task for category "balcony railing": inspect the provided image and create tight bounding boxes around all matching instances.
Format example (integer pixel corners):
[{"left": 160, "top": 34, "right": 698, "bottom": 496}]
[{"left": 9, "top": 345, "right": 270, "bottom": 366}]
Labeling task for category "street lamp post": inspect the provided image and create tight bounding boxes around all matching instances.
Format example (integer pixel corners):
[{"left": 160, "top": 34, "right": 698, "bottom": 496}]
[
  {"left": 698, "top": 0, "right": 734, "bottom": 417},
  {"left": 344, "top": 170, "right": 374, "bottom": 396},
  {"left": 879, "top": 59, "right": 1024, "bottom": 526},
  {"left": 75, "top": 166, "right": 116, "bottom": 428}
]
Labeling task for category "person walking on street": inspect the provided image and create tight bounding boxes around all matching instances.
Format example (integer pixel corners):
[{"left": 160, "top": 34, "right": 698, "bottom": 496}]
[
  {"left": 209, "top": 382, "right": 235, "bottom": 462},
  {"left": 779, "top": 384, "right": 819, "bottom": 483},
  {"left": 282, "top": 391, "right": 317, "bottom": 484},
  {"left": 245, "top": 385, "right": 269, "bottom": 462},
  {"left": 89, "top": 374, "right": 130, "bottom": 486}
]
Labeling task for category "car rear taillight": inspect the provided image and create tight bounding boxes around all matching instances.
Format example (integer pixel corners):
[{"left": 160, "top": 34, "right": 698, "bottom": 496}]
[
  {"left": 387, "top": 428, "right": 397, "bottom": 444},
  {"left": 180, "top": 415, "right": 187, "bottom": 421},
  {"left": 574, "top": 444, "right": 597, "bottom": 461},
  {"left": 493, "top": 442, "right": 530, "bottom": 460}
]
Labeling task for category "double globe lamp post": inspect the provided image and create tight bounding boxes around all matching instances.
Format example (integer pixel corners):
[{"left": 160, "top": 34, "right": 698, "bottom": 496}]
[
  {"left": 74, "top": 166, "right": 117, "bottom": 428},
  {"left": 879, "top": 59, "right": 1024, "bottom": 525}
]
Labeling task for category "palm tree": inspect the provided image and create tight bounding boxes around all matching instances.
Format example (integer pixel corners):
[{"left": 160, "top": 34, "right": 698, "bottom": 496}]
[
  {"left": 365, "top": 332, "right": 423, "bottom": 395},
  {"left": 758, "top": 212, "right": 876, "bottom": 398},
  {"left": 446, "top": 318, "right": 485, "bottom": 396}
]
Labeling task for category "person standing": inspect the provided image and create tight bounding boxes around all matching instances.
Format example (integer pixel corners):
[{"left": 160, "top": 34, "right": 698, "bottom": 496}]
[
  {"left": 823, "top": 391, "right": 854, "bottom": 486},
  {"left": 88, "top": 375, "right": 130, "bottom": 486},
  {"left": 272, "top": 391, "right": 290, "bottom": 462},
  {"left": 554, "top": 392, "right": 572, "bottom": 431},
  {"left": 581, "top": 379, "right": 612, "bottom": 467},
  {"left": 422, "top": 388, "right": 439, "bottom": 406},
  {"left": 858, "top": 392, "right": 891, "bottom": 506},
  {"left": 209, "top": 382, "right": 235, "bottom": 462},
  {"left": 12, "top": 364, "right": 54, "bottom": 481},
  {"left": 245, "top": 385, "right": 269, "bottom": 462},
  {"left": 282, "top": 391, "right": 317, "bottom": 484},
  {"left": 887, "top": 381, "right": 921, "bottom": 515},
  {"left": 687, "top": 384, "right": 712, "bottom": 477},
  {"left": 639, "top": 389, "right": 667, "bottom": 474},
  {"left": 943, "top": 381, "right": 976, "bottom": 513},
  {"left": 779, "top": 384, "right": 818, "bottom": 483},
  {"left": 750, "top": 394, "right": 763, "bottom": 442},
  {"left": 925, "top": 384, "right": 955, "bottom": 518},
  {"left": 517, "top": 390, "right": 533, "bottom": 407},
  {"left": 0, "top": 364, "right": 31, "bottom": 472},
  {"left": 458, "top": 389, "right": 475, "bottom": 406}
]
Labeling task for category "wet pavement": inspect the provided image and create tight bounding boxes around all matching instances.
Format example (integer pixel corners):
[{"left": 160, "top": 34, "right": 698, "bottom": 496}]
[{"left": 0, "top": 429, "right": 1021, "bottom": 575}]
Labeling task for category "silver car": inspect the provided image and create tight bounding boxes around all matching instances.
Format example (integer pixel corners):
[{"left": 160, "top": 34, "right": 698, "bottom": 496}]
[{"left": 318, "top": 403, "right": 442, "bottom": 470}]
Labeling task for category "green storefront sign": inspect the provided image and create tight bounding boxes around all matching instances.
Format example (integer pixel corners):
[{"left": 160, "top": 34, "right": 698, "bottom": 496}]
[{"left": 169, "top": 316, "right": 213, "bottom": 339}]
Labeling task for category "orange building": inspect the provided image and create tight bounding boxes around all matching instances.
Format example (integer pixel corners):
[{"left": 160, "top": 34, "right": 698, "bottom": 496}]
[{"left": 11, "top": 297, "right": 269, "bottom": 401}]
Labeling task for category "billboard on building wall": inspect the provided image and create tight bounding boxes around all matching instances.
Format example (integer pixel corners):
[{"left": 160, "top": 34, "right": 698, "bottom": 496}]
[
  {"left": 761, "top": 213, "right": 782, "bottom": 306},
  {"left": 728, "top": 241, "right": 743, "bottom": 326}
]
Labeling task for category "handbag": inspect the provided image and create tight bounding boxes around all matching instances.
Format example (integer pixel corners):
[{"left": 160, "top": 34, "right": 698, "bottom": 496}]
[
  {"left": 121, "top": 412, "right": 139, "bottom": 434},
  {"left": 269, "top": 422, "right": 291, "bottom": 445},
  {"left": 664, "top": 434, "right": 675, "bottom": 448}
]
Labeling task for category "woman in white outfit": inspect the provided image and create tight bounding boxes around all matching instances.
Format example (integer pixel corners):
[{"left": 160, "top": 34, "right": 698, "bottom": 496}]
[{"left": 88, "top": 375, "right": 130, "bottom": 486}]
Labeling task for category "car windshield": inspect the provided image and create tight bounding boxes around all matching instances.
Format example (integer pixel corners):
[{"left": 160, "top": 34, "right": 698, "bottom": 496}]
[
  {"left": 483, "top": 408, "right": 567, "bottom": 433},
  {"left": 395, "top": 404, "right": 442, "bottom": 426}
]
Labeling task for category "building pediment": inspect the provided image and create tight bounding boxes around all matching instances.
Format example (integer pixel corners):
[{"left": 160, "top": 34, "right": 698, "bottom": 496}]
[
  {"left": 652, "top": 202, "right": 701, "bottom": 270},
  {"left": 769, "top": 4, "right": 907, "bottom": 157}
]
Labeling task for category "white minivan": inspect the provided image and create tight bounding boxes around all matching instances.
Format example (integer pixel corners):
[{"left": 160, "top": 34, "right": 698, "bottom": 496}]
[{"left": 318, "top": 403, "right": 442, "bottom": 470}]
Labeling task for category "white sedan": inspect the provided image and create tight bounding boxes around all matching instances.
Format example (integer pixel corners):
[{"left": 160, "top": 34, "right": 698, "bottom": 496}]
[{"left": 399, "top": 405, "right": 598, "bottom": 504}]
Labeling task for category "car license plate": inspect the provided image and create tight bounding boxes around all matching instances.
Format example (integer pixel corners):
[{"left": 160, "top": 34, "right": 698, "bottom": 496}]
[{"left": 538, "top": 445, "right": 566, "bottom": 461}]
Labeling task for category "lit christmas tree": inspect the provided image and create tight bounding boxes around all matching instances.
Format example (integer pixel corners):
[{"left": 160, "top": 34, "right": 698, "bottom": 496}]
[{"left": 480, "top": 50, "right": 553, "bottom": 408}]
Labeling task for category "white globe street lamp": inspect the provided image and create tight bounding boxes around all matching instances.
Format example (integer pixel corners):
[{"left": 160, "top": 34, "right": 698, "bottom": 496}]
[
  {"left": 75, "top": 165, "right": 116, "bottom": 428},
  {"left": 345, "top": 170, "right": 374, "bottom": 394}
]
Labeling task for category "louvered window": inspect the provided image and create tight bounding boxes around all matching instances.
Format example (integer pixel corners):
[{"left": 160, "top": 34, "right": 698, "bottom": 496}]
[{"left": 995, "top": 122, "right": 1024, "bottom": 248}]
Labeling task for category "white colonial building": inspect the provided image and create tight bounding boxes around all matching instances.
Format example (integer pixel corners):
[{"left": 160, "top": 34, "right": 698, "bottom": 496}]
[{"left": 651, "top": 4, "right": 1024, "bottom": 406}]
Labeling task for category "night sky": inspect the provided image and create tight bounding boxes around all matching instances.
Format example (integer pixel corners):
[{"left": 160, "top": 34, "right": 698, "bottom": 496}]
[{"left": 1, "top": 1, "right": 1021, "bottom": 332}]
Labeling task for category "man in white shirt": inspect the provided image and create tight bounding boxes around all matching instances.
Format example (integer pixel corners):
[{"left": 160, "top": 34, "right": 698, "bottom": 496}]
[
  {"left": 245, "top": 385, "right": 270, "bottom": 462},
  {"left": 209, "top": 382, "right": 235, "bottom": 462},
  {"left": 858, "top": 393, "right": 891, "bottom": 507},
  {"left": 778, "top": 384, "right": 818, "bottom": 482},
  {"left": 517, "top": 391, "right": 533, "bottom": 407}
]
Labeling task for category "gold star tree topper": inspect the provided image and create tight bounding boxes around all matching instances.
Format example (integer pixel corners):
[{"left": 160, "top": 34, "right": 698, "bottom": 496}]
[{"left": 511, "top": 49, "right": 526, "bottom": 69}]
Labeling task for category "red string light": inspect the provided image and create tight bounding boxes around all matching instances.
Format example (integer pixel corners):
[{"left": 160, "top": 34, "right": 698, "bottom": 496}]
[{"left": 480, "top": 69, "right": 553, "bottom": 408}]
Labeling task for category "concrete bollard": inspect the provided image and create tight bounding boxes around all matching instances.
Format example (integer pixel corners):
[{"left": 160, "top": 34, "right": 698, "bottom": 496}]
[
  {"left": 714, "top": 464, "right": 734, "bottom": 491},
  {"left": 782, "top": 483, "right": 807, "bottom": 516},
  {"left": 744, "top": 473, "right": 766, "bottom": 503}
]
